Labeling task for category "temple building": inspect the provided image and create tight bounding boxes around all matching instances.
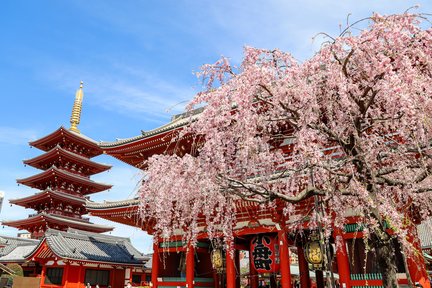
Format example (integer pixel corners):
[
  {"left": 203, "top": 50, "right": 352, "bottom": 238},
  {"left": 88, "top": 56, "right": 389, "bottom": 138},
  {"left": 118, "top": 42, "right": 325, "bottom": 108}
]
[
  {"left": 3, "top": 82, "right": 113, "bottom": 239},
  {"left": 0, "top": 83, "right": 149, "bottom": 288},
  {"left": 87, "top": 110, "right": 431, "bottom": 288}
]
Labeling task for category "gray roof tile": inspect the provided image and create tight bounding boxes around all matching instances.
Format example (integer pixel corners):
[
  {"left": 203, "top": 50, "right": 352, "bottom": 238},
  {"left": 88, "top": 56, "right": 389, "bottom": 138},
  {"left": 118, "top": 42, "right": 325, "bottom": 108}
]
[
  {"left": 0, "top": 236, "right": 39, "bottom": 262},
  {"left": 33, "top": 228, "right": 148, "bottom": 265}
]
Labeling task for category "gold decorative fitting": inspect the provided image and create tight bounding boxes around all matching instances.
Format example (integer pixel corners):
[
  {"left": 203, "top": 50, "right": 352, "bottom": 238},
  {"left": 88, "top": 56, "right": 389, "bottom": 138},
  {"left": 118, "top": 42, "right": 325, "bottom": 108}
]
[
  {"left": 69, "top": 81, "right": 84, "bottom": 134},
  {"left": 305, "top": 231, "right": 323, "bottom": 268}
]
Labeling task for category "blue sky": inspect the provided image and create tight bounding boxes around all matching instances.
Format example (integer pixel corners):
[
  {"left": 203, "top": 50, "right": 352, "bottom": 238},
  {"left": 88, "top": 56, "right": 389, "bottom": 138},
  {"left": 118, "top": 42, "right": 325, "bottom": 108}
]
[{"left": 0, "top": 1, "right": 430, "bottom": 253}]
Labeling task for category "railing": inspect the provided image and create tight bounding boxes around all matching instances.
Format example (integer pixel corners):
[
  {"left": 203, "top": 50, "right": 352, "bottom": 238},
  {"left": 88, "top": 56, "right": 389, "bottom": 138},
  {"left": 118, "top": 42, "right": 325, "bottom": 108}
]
[{"left": 158, "top": 277, "right": 213, "bottom": 288}]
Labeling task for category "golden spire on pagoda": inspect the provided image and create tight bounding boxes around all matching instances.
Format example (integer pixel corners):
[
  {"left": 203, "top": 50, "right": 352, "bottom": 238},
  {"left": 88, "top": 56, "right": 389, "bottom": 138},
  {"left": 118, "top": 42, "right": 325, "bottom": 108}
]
[{"left": 69, "top": 81, "right": 84, "bottom": 134}]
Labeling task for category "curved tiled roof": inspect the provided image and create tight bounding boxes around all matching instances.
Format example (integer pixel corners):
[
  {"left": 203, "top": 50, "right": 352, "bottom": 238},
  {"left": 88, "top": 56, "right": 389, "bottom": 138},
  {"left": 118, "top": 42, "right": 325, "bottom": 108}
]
[
  {"left": 16, "top": 166, "right": 112, "bottom": 194},
  {"left": 418, "top": 218, "right": 432, "bottom": 249},
  {"left": 99, "top": 109, "right": 202, "bottom": 148},
  {"left": 2, "top": 212, "right": 114, "bottom": 234},
  {"left": 29, "top": 126, "right": 102, "bottom": 157},
  {"left": 28, "top": 228, "right": 148, "bottom": 265},
  {"left": 23, "top": 145, "right": 111, "bottom": 174},
  {"left": 9, "top": 189, "right": 86, "bottom": 206},
  {"left": 0, "top": 236, "right": 39, "bottom": 263},
  {"left": 86, "top": 198, "right": 140, "bottom": 209}
]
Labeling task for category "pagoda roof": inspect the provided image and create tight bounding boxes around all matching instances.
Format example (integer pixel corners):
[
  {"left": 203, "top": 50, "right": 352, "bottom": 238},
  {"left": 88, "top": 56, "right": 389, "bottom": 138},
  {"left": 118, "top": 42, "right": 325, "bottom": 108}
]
[
  {"left": 0, "top": 236, "right": 39, "bottom": 263},
  {"left": 9, "top": 189, "right": 86, "bottom": 208},
  {"left": 23, "top": 145, "right": 111, "bottom": 175},
  {"left": 29, "top": 126, "right": 102, "bottom": 157},
  {"left": 27, "top": 228, "right": 148, "bottom": 265},
  {"left": 2, "top": 213, "right": 113, "bottom": 234},
  {"left": 17, "top": 166, "right": 112, "bottom": 195}
]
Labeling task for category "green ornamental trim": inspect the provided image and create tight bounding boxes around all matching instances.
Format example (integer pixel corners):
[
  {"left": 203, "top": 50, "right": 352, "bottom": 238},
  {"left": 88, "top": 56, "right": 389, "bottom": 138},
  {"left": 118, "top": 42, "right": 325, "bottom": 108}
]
[
  {"left": 350, "top": 273, "right": 383, "bottom": 280},
  {"left": 159, "top": 241, "right": 209, "bottom": 248}
]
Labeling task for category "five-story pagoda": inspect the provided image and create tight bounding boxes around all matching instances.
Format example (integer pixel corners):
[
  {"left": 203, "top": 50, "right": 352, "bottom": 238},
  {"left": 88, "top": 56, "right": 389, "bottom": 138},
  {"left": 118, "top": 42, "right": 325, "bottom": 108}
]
[{"left": 3, "top": 82, "right": 114, "bottom": 238}]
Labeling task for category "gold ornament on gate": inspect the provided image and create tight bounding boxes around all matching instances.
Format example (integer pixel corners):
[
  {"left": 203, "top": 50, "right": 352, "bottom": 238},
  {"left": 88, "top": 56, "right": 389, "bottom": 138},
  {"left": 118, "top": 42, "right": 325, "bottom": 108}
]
[
  {"left": 304, "top": 231, "right": 323, "bottom": 268},
  {"left": 211, "top": 248, "right": 224, "bottom": 273}
]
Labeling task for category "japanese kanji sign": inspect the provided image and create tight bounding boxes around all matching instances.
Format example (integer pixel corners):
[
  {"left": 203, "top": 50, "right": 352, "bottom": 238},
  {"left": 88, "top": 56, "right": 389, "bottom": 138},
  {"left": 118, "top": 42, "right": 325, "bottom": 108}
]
[{"left": 250, "top": 234, "right": 280, "bottom": 273}]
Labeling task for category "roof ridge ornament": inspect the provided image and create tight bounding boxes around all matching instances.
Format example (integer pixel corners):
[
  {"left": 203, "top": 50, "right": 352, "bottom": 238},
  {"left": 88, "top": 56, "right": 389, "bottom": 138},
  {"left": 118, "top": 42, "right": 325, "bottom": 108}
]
[{"left": 69, "top": 81, "right": 84, "bottom": 134}]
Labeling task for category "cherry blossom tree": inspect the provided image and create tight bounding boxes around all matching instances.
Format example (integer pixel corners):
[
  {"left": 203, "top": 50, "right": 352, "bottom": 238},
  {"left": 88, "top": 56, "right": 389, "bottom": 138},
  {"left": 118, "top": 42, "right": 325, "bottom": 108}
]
[{"left": 139, "top": 13, "right": 432, "bottom": 287}]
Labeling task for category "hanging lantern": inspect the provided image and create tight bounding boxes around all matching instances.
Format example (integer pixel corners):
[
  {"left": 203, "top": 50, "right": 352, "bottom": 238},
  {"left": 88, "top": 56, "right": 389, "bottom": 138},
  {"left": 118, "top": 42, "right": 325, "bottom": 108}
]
[
  {"left": 250, "top": 234, "right": 280, "bottom": 273},
  {"left": 304, "top": 232, "right": 323, "bottom": 269},
  {"left": 211, "top": 248, "right": 224, "bottom": 273}
]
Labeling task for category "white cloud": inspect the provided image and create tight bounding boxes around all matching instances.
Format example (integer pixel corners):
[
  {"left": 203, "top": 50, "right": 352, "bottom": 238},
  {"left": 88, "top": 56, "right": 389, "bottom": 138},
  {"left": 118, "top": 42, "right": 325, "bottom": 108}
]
[{"left": 0, "top": 127, "right": 38, "bottom": 145}]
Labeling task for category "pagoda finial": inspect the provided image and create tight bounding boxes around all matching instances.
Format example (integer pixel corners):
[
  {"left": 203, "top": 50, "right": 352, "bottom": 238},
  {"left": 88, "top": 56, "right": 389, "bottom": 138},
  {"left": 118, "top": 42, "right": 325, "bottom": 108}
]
[{"left": 69, "top": 81, "right": 84, "bottom": 134}]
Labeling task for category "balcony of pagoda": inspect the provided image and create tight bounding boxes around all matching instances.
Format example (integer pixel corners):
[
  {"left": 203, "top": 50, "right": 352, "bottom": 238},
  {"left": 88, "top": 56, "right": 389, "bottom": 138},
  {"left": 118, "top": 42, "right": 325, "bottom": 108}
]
[
  {"left": 10, "top": 188, "right": 86, "bottom": 208},
  {"left": 2, "top": 212, "right": 113, "bottom": 236},
  {"left": 23, "top": 145, "right": 111, "bottom": 177},
  {"left": 17, "top": 166, "right": 112, "bottom": 195},
  {"left": 29, "top": 126, "right": 103, "bottom": 158}
]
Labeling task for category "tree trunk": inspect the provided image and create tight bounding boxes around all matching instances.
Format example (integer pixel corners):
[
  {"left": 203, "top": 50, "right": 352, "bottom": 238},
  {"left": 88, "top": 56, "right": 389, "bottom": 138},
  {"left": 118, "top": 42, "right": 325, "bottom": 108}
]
[{"left": 374, "top": 235, "right": 397, "bottom": 288}]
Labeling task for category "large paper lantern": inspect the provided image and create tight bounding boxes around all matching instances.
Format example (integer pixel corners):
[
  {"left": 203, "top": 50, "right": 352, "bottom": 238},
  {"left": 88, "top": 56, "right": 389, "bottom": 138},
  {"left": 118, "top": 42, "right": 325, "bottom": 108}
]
[{"left": 250, "top": 234, "right": 280, "bottom": 273}]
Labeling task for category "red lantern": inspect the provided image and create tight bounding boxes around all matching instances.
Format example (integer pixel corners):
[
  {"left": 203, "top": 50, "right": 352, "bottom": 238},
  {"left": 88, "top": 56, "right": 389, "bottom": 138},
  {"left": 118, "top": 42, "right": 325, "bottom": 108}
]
[{"left": 250, "top": 234, "right": 280, "bottom": 273}]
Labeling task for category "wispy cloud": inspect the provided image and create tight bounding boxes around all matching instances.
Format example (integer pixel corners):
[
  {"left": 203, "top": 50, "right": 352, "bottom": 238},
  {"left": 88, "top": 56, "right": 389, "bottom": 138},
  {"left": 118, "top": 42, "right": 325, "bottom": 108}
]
[
  {"left": 37, "top": 60, "right": 195, "bottom": 123},
  {"left": 0, "top": 127, "right": 39, "bottom": 145}
]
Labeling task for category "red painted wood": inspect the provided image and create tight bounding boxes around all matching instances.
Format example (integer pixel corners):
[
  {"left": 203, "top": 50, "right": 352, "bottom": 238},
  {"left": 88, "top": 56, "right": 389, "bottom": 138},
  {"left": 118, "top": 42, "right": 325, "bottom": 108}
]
[
  {"left": 151, "top": 243, "right": 159, "bottom": 288},
  {"left": 226, "top": 244, "right": 236, "bottom": 288},
  {"left": 278, "top": 230, "right": 292, "bottom": 288},
  {"left": 406, "top": 223, "right": 430, "bottom": 288},
  {"left": 186, "top": 244, "right": 195, "bottom": 288},
  {"left": 334, "top": 228, "right": 351, "bottom": 287},
  {"left": 249, "top": 253, "right": 258, "bottom": 288},
  {"left": 297, "top": 245, "right": 310, "bottom": 288}
]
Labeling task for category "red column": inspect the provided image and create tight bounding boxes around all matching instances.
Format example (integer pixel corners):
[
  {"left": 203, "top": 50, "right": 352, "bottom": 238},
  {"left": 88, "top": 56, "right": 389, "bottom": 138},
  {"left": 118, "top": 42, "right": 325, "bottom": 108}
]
[
  {"left": 249, "top": 252, "right": 259, "bottom": 288},
  {"left": 226, "top": 242, "right": 236, "bottom": 288},
  {"left": 334, "top": 228, "right": 350, "bottom": 287},
  {"left": 186, "top": 244, "right": 195, "bottom": 288},
  {"left": 235, "top": 250, "right": 241, "bottom": 288},
  {"left": 212, "top": 269, "right": 220, "bottom": 288},
  {"left": 151, "top": 243, "right": 159, "bottom": 288},
  {"left": 406, "top": 223, "right": 430, "bottom": 288},
  {"left": 278, "top": 230, "right": 292, "bottom": 288},
  {"left": 63, "top": 264, "right": 69, "bottom": 287},
  {"left": 40, "top": 264, "right": 46, "bottom": 286},
  {"left": 297, "top": 245, "right": 310, "bottom": 288},
  {"left": 78, "top": 264, "right": 83, "bottom": 288}
]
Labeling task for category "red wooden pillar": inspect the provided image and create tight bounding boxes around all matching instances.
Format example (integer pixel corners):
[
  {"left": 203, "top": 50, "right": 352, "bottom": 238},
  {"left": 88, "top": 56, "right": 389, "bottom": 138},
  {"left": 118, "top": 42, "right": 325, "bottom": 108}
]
[
  {"left": 226, "top": 242, "right": 236, "bottom": 288},
  {"left": 63, "top": 263, "right": 69, "bottom": 287},
  {"left": 212, "top": 269, "right": 220, "bottom": 288},
  {"left": 78, "top": 264, "right": 84, "bottom": 288},
  {"left": 186, "top": 244, "right": 195, "bottom": 288},
  {"left": 406, "top": 223, "right": 430, "bottom": 288},
  {"left": 278, "top": 230, "right": 292, "bottom": 288},
  {"left": 40, "top": 264, "right": 46, "bottom": 286},
  {"left": 333, "top": 228, "right": 350, "bottom": 288},
  {"left": 249, "top": 252, "right": 259, "bottom": 288},
  {"left": 297, "top": 245, "right": 310, "bottom": 288},
  {"left": 151, "top": 243, "right": 159, "bottom": 288},
  {"left": 235, "top": 250, "right": 241, "bottom": 288}
]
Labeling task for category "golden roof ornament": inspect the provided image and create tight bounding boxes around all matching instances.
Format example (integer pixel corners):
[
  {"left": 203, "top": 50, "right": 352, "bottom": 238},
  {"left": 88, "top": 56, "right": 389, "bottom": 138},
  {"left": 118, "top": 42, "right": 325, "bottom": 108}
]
[{"left": 69, "top": 81, "right": 84, "bottom": 134}]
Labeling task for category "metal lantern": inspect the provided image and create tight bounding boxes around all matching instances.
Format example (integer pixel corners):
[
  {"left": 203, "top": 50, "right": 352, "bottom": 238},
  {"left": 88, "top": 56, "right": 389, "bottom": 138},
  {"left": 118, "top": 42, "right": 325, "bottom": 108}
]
[
  {"left": 211, "top": 248, "right": 224, "bottom": 273},
  {"left": 304, "top": 232, "right": 323, "bottom": 268}
]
